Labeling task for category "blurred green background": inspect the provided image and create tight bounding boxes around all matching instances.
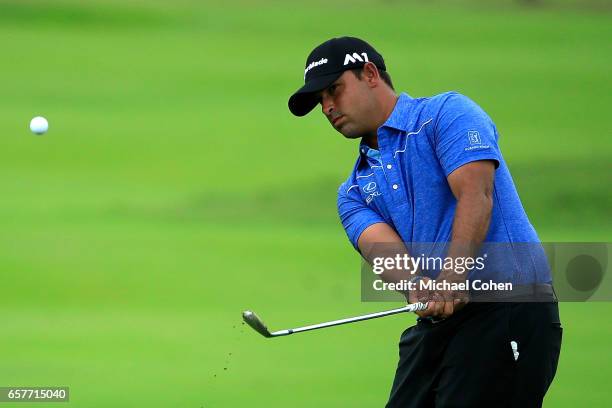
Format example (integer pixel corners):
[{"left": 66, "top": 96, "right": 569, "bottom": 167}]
[{"left": 1, "top": 0, "right": 610, "bottom": 406}]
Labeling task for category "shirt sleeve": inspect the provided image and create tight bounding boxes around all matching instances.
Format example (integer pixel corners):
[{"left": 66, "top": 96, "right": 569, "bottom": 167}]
[
  {"left": 337, "top": 182, "right": 387, "bottom": 251},
  {"left": 434, "top": 93, "right": 502, "bottom": 176}
]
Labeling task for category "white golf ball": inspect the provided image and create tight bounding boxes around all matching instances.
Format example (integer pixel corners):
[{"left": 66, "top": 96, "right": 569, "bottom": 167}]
[{"left": 30, "top": 116, "right": 49, "bottom": 135}]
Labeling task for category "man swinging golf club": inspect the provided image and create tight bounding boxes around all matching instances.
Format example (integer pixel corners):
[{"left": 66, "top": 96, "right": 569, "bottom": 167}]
[{"left": 288, "top": 37, "right": 562, "bottom": 408}]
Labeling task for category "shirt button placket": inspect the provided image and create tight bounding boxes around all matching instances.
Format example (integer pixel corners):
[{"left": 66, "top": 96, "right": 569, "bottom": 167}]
[
  {"left": 378, "top": 130, "right": 405, "bottom": 206},
  {"left": 384, "top": 157, "right": 405, "bottom": 207}
]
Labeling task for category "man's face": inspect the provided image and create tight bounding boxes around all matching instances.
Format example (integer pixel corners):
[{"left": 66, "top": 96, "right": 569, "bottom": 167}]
[{"left": 317, "top": 69, "right": 378, "bottom": 139}]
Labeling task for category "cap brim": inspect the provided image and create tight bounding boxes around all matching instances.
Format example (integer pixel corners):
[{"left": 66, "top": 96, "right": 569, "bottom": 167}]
[{"left": 288, "top": 72, "right": 343, "bottom": 117}]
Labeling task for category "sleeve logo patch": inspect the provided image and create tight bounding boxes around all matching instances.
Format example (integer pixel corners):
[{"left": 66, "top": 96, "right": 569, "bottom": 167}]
[
  {"left": 464, "top": 130, "right": 490, "bottom": 152},
  {"left": 468, "top": 130, "right": 482, "bottom": 145}
]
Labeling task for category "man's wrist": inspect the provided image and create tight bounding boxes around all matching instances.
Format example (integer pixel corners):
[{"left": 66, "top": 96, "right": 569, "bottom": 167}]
[
  {"left": 438, "top": 269, "right": 467, "bottom": 283},
  {"left": 409, "top": 275, "right": 424, "bottom": 285}
]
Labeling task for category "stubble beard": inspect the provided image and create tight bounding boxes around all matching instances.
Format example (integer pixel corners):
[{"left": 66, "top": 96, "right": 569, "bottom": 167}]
[{"left": 336, "top": 119, "right": 366, "bottom": 139}]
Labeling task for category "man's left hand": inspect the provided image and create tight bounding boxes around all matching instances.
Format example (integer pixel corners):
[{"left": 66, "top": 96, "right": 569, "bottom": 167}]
[{"left": 418, "top": 273, "right": 470, "bottom": 320}]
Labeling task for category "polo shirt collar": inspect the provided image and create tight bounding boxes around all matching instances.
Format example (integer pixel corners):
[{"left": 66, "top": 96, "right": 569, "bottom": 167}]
[
  {"left": 357, "top": 93, "right": 414, "bottom": 164},
  {"left": 380, "top": 92, "right": 414, "bottom": 131}
]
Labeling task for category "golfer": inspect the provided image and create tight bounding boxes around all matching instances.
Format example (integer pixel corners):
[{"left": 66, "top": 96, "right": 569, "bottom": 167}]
[{"left": 288, "top": 37, "right": 562, "bottom": 407}]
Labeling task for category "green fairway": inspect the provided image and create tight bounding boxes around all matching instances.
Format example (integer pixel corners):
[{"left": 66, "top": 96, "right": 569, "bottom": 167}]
[{"left": 0, "top": 1, "right": 610, "bottom": 406}]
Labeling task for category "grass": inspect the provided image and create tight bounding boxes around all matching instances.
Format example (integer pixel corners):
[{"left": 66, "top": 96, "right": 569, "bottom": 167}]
[{"left": 0, "top": 0, "right": 610, "bottom": 406}]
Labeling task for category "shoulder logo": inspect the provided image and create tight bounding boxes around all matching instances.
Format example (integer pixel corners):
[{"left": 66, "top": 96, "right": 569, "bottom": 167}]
[
  {"left": 468, "top": 130, "right": 481, "bottom": 145},
  {"left": 343, "top": 52, "right": 369, "bottom": 66},
  {"left": 363, "top": 182, "right": 377, "bottom": 194}
]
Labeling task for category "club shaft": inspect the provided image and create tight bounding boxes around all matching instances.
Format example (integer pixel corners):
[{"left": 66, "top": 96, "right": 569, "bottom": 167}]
[{"left": 270, "top": 302, "right": 428, "bottom": 337}]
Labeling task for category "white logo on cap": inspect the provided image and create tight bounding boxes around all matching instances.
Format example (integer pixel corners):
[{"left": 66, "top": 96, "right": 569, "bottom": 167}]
[
  {"left": 344, "top": 52, "right": 369, "bottom": 65},
  {"left": 304, "top": 58, "right": 328, "bottom": 78}
]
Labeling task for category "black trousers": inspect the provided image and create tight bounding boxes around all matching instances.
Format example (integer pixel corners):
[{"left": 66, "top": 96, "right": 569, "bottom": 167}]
[{"left": 386, "top": 302, "right": 562, "bottom": 408}]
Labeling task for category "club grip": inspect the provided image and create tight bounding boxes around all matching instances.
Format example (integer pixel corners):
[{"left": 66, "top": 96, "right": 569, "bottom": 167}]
[{"left": 409, "top": 302, "right": 429, "bottom": 312}]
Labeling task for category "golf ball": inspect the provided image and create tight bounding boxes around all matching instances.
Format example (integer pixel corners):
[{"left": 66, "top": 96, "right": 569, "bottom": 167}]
[{"left": 30, "top": 116, "right": 49, "bottom": 135}]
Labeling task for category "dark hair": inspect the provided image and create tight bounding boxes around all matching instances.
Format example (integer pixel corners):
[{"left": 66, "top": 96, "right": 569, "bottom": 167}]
[{"left": 351, "top": 66, "right": 394, "bottom": 90}]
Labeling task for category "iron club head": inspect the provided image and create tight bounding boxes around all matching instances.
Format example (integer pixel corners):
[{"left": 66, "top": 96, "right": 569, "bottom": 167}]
[{"left": 242, "top": 310, "right": 273, "bottom": 338}]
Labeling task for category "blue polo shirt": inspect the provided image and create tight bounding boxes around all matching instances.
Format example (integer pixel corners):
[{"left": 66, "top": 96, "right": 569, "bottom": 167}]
[{"left": 337, "top": 92, "right": 551, "bottom": 284}]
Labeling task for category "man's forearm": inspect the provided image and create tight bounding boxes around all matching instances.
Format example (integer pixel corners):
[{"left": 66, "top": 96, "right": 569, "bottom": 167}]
[
  {"left": 358, "top": 223, "right": 419, "bottom": 299},
  {"left": 442, "top": 192, "right": 493, "bottom": 281},
  {"left": 452, "top": 192, "right": 492, "bottom": 243}
]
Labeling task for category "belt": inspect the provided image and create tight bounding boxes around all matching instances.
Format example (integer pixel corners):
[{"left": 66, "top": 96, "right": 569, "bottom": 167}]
[
  {"left": 469, "top": 283, "right": 557, "bottom": 302},
  {"left": 418, "top": 283, "right": 557, "bottom": 325}
]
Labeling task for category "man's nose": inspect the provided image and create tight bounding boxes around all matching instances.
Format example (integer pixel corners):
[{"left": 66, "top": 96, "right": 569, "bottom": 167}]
[{"left": 321, "top": 95, "right": 334, "bottom": 116}]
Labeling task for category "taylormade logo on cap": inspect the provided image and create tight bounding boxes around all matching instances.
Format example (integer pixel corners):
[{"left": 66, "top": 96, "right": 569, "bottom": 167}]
[
  {"left": 304, "top": 58, "right": 328, "bottom": 78},
  {"left": 344, "top": 52, "right": 369, "bottom": 65}
]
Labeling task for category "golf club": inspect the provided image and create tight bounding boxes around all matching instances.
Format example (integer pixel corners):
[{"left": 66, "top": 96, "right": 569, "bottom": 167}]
[{"left": 242, "top": 302, "right": 428, "bottom": 338}]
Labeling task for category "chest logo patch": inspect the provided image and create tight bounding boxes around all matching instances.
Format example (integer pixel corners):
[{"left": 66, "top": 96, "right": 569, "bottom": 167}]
[{"left": 363, "top": 182, "right": 377, "bottom": 193}]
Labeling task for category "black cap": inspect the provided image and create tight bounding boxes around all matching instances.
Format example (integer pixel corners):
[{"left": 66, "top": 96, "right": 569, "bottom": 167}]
[{"left": 288, "top": 37, "right": 386, "bottom": 116}]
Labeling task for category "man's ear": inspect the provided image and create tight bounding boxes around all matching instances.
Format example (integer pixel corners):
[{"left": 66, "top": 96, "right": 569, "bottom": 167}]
[{"left": 363, "top": 62, "right": 380, "bottom": 88}]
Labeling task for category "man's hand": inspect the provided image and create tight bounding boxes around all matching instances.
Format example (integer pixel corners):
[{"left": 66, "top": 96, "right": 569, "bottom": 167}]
[{"left": 409, "top": 276, "right": 469, "bottom": 320}]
